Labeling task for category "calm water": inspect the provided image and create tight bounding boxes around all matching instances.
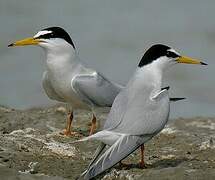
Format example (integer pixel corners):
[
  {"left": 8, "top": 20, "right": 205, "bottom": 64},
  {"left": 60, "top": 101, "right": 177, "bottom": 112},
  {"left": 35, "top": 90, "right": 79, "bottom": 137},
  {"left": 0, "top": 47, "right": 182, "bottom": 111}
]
[{"left": 0, "top": 0, "right": 214, "bottom": 118}]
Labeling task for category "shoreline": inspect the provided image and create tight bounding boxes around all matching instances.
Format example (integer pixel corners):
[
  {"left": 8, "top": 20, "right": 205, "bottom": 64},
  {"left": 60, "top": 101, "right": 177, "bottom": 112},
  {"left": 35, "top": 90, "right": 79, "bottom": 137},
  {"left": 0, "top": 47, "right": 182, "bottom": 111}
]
[{"left": 0, "top": 105, "right": 214, "bottom": 180}]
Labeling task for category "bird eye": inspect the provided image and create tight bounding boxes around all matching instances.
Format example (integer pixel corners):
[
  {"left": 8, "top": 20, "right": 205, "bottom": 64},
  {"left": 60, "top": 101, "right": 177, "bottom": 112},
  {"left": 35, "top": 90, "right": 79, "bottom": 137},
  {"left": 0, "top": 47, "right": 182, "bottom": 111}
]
[
  {"left": 166, "top": 51, "right": 170, "bottom": 56},
  {"left": 166, "top": 51, "right": 179, "bottom": 58}
]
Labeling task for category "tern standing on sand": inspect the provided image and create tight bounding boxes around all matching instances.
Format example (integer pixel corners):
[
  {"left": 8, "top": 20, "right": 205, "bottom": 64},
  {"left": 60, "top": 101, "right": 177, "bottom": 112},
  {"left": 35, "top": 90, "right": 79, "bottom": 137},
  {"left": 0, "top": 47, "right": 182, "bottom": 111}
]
[
  {"left": 8, "top": 27, "right": 123, "bottom": 136},
  {"left": 78, "top": 44, "right": 207, "bottom": 179}
]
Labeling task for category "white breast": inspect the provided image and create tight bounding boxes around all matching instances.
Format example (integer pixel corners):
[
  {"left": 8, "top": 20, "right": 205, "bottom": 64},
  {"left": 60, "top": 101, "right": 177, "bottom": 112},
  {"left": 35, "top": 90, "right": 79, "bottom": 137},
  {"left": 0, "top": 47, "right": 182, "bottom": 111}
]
[{"left": 45, "top": 51, "right": 91, "bottom": 109}]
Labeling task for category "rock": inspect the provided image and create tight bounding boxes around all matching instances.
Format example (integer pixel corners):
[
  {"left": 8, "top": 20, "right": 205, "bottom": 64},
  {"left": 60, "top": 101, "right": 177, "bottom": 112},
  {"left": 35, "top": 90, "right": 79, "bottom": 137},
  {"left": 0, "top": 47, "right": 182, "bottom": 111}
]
[
  {"left": 0, "top": 164, "right": 68, "bottom": 180},
  {"left": 55, "top": 106, "right": 67, "bottom": 114},
  {"left": 0, "top": 105, "right": 214, "bottom": 180}
]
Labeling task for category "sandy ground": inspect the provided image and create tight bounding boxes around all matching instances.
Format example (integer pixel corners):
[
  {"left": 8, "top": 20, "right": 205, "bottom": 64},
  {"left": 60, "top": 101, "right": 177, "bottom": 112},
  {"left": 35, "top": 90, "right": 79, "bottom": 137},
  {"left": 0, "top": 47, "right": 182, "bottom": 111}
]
[{"left": 0, "top": 104, "right": 214, "bottom": 180}]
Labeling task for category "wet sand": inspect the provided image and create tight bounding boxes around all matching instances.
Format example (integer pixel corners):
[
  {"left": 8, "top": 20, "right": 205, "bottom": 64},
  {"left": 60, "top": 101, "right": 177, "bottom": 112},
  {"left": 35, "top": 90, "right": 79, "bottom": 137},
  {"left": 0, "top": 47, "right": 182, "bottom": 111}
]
[{"left": 0, "top": 105, "right": 214, "bottom": 180}]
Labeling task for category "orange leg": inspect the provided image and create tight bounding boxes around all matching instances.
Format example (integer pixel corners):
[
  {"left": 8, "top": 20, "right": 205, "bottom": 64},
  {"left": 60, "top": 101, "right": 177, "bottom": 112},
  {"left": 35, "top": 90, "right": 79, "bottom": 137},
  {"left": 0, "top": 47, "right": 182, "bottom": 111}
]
[
  {"left": 139, "top": 144, "right": 146, "bottom": 168},
  {"left": 60, "top": 111, "right": 78, "bottom": 136},
  {"left": 89, "top": 114, "right": 97, "bottom": 135}
]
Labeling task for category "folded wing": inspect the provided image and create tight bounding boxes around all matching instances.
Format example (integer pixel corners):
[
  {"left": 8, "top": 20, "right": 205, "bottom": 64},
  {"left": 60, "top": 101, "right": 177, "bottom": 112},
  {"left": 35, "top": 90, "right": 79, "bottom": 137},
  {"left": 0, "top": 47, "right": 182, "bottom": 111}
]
[
  {"left": 81, "top": 135, "right": 152, "bottom": 179},
  {"left": 72, "top": 73, "right": 123, "bottom": 107}
]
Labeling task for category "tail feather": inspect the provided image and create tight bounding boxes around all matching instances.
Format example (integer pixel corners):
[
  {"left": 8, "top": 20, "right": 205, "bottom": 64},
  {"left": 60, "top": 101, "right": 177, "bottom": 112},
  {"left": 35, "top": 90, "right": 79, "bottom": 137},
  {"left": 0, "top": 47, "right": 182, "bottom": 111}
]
[
  {"left": 71, "top": 136, "right": 94, "bottom": 144},
  {"left": 72, "top": 131, "right": 107, "bottom": 144},
  {"left": 88, "top": 143, "right": 106, "bottom": 168},
  {"left": 82, "top": 135, "right": 152, "bottom": 179}
]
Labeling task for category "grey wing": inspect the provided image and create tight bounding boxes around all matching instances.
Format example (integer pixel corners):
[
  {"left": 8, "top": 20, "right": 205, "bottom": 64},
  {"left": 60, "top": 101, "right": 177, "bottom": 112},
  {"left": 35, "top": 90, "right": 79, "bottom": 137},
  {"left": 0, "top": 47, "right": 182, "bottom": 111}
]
[
  {"left": 114, "top": 89, "right": 170, "bottom": 135},
  {"left": 103, "top": 89, "right": 128, "bottom": 129},
  {"left": 42, "top": 72, "right": 65, "bottom": 102},
  {"left": 161, "top": 86, "right": 186, "bottom": 102},
  {"left": 81, "top": 135, "right": 152, "bottom": 180},
  {"left": 72, "top": 72, "right": 123, "bottom": 107},
  {"left": 80, "top": 143, "right": 106, "bottom": 177}
]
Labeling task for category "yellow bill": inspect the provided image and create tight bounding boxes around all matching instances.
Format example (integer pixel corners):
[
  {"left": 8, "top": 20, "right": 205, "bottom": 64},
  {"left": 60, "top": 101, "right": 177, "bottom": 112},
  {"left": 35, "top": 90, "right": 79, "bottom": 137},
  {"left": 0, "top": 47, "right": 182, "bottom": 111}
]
[
  {"left": 177, "top": 56, "right": 207, "bottom": 65},
  {"left": 8, "top": 37, "right": 41, "bottom": 47}
]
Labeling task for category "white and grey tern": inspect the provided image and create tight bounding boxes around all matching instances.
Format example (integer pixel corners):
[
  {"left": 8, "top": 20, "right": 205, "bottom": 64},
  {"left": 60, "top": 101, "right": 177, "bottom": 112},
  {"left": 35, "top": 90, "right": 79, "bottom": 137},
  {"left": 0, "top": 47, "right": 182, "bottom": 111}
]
[
  {"left": 78, "top": 44, "right": 207, "bottom": 179},
  {"left": 8, "top": 27, "right": 123, "bottom": 136}
]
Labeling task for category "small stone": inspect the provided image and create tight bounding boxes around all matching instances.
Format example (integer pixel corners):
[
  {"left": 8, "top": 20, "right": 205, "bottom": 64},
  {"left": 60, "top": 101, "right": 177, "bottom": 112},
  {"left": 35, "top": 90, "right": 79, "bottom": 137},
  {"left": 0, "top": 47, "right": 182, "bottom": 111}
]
[
  {"left": 209, "top": 138, "right": 213, "bottom": 146},
  {"left": 18, "top": 144, "right": 29, "bottom": 152},
  {"left": 151, "top": 155, "right": 159, "bottom": 159},
  {"left": 55, "top": 107, "right": 67, "bottom": 114}
]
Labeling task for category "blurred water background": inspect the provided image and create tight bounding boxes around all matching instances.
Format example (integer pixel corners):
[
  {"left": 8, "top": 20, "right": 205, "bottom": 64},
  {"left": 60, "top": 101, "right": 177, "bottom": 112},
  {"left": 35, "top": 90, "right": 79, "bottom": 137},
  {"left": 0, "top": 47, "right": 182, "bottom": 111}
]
[{"left": 0, "top": 0, "right": 214, "bottom": 118}]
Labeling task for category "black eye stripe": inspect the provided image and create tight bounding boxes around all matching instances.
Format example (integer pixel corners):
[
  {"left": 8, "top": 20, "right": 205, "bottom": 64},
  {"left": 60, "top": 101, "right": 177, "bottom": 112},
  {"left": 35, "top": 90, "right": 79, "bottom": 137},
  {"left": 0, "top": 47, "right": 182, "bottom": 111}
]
[
  {"left": 166, "top": 51, "right": 179, "bottom": 58},
  {"left": 35, "top": 27, "right": 76, "bottom": 49}
]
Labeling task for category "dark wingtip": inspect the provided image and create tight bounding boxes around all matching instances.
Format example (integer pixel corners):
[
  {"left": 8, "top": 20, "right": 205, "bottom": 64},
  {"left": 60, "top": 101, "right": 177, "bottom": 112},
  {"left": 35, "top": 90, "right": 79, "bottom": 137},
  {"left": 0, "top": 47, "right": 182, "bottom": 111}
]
[
  {"left": 161, "top": 86, "right": 170, "bottom": 91},
  {"left": 200, "top": 61, "right": 208, "bottom": 65},
  {"left": 170, "top": 97, "right": 186, "bottom": 102},
  {"left": 8, "top": 43, "right": 14, "bottom": 47}
]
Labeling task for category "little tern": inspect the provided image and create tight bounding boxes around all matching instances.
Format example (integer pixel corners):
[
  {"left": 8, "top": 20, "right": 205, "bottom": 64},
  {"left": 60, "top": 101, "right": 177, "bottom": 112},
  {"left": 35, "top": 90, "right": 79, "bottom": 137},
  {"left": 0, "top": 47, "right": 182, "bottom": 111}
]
[
  {"left": 8, "top": 27, "right": 123, "bottom": 136},
  {"left": 78, "top": 44, "right": 207, "bottom": 179}
]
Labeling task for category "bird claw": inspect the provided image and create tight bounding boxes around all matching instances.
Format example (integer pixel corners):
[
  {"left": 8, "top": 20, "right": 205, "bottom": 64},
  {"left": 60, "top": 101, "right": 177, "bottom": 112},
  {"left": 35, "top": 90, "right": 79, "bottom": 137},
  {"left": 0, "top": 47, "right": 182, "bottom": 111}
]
[
  {"left": 138, "top": 160, "right": 147, "bottom": 169},
  {"left": 60, "top": 129, "right": 82, "bottom": 137}
]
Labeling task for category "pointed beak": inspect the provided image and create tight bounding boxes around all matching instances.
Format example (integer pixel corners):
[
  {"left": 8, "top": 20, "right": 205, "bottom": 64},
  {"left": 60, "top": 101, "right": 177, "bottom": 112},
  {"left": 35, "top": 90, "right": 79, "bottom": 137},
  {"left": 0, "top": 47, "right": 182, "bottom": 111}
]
[
  {"left": 8, "top": 37, "right": 41, "bottom": 47},
  {"left": 176, "top": 56, "right": 207, "bottom": 65}
]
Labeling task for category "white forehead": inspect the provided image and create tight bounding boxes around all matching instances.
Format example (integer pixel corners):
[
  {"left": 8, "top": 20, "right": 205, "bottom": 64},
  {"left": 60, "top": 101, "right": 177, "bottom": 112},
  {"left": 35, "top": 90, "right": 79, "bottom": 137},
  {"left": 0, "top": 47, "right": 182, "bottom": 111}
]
[
  {"left": 33, "top": 30, "right": 52, "bottom": 38},
  {"left": 167, "top": 48, "right": 180, "bottom": 56}
]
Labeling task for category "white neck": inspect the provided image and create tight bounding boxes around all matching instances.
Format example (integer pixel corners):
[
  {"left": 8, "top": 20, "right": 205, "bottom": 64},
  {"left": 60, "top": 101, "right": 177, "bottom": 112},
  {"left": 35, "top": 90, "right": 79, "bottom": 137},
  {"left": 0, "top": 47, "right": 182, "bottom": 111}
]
[
  {"left": 132, "top": 63, "right": 163, "bottom": 94},
  {"left": 41, "top": 43, "right": 80, "bottom": 74}
]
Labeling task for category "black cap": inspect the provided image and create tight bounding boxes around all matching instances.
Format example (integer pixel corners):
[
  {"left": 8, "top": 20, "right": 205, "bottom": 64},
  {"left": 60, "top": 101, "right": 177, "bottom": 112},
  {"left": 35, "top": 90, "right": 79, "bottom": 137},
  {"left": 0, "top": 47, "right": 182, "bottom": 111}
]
[
  {"left": 138, "top": 44, "right": 179, "bottom": 67},
  {"left": 36, "top": 27, "right": 75, "bottom": 49}
]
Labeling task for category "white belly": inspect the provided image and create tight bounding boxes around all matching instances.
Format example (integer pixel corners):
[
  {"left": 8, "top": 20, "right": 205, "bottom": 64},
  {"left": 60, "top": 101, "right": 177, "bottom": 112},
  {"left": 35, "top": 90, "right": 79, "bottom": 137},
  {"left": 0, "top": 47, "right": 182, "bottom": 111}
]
[
  {"left": 45, "top": 52, "right": 93, "bottom": 110},
  {"left": 48, "top": 71, "right": 90, "bottom": 110}
]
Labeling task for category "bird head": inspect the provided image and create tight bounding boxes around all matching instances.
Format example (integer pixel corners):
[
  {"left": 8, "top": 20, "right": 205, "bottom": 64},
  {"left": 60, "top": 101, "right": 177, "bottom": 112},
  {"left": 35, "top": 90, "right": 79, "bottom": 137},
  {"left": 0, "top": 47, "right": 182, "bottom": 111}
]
[
  {"left": 138, "top": 44, "right": 207, "bottom": 71},
  {"left": 8, "top": 27, "right": 75, "bottom": 52}
]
